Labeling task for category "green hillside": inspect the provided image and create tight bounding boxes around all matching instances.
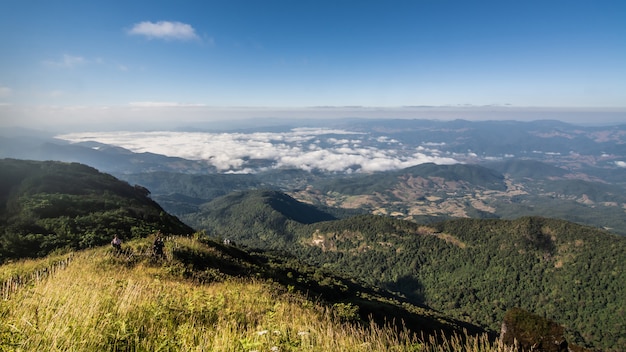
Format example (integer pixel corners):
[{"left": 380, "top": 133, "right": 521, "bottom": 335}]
[
  {"left": 193, "top": 190, "right": 626, "bottom": 351},
  {"left": 0, "top": 235, "right": 507, "bottom": 351},
  {"left": 187, "top": 189, "right": 337, "bottom": 249},
  {"left": 119, "top": 171, "right": 264, "bottom": 215},
  {"left": 0, "top": 159, "right": 193, "bottom": 262}
]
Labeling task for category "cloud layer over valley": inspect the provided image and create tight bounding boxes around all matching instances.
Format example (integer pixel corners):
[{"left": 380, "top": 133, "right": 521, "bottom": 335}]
[{"left": 57, "top": 129, "right": 459, "bottom": 174}]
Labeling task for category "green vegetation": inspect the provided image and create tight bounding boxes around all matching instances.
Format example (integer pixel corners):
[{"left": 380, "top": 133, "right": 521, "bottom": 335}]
[
  {"left": 0, "top": 159, "right": 192, "bottom": 262},
  {"left": 186, "top": 190, "right": 337, "bottom": 250},
  {"left": 194, "top": 190, "right": 626, "bottom": 350},
  {"left": 2, "top": 158, "right": 623, "bottom": 350},
  {"left": 1, "top": 236, "right": 513, "bottom": 351},
  {"left": 121, "top": 160, "right": 626, "bottom": 236}
]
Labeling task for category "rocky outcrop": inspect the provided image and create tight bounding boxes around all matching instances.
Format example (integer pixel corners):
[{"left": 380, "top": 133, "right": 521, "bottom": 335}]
[{"left": 500, "top": 308, "right": 592, "bottom": 352}]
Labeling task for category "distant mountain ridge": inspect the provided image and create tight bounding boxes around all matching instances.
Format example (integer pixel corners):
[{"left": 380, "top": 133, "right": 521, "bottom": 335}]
[
  {"left": 0, "top": 134, "right": 215, "bottom": 174},
  {"left": 483, "top": 159, "right": 569, "bottom": 179},
  {"left": 284, "top": 160, "right": 626, "bottom": 235},
  {"left": 3, "top": 119, "right": 626, "bottom": 176},
  {"left": 402, "top": 163, "right": 505, "bottom": 186},
  {"left": 115, "top": 159, "right": 626, "bottom": 236},
  {"left": 5, "top": 118, "right": 616, "bottom": 235},
  {"left": 301, "top": 162, "right": 503, "bottom": 197}
]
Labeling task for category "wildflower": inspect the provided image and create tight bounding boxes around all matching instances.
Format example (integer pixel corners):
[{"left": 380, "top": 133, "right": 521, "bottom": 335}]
[
  {"left": 257, "top": 330, "right": 269, "bottom": 336},
  {"left": 297, "top": 331, "right": 310, "bottom": 336},
  {"left": 270, "top": 347, "right": 280, "bottom": 352}
]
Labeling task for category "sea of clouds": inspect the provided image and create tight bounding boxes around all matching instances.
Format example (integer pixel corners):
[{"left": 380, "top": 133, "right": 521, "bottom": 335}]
[{"left": 57, "top": 128, "right": 459, "bottom": 173}]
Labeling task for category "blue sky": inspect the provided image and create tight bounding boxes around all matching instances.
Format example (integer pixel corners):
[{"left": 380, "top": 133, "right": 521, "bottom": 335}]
[{"left": 1, "top": 0, "right": 625, "bottom": 128}]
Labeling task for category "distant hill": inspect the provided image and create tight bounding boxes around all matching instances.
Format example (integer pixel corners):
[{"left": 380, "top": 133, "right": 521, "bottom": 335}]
[
  {"left": 188, "top": 190, "right": 337, "bottom": 249},
  {"left": 115, "top": 160, "right": 626, "bottom": 235},
  {"left": 288, "top": 161, "right": 626, "bottom": 235},
  {"left": 191, "top": 189, "right": 626, "bottom": 350},
  {"left": 357, "top": 118, "right": 626, "bottom": 157},
  {"left": 119, "top": 171, "right": 265, "bottom": 216},
  {"left": 400, "top": 163, "right": 506, "bottom": 190},
  {"left": 314, "top": 163, "right": 506, "bottom": 196},
  {"left": 0, "top": 159, "right": 193, "bottom": 262},
  {"left": 0, "top": 134, "right": 215, "bottom": 174}
]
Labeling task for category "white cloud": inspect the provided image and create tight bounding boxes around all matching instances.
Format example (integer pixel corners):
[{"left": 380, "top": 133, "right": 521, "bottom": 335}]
[
  {"left": 56, "top": 129, "right": 460, "bottom": 173},
  {"left": 43, "top": 54, "right": 87, "bottom": 68},
  {"left": 0, "top": 86, "right": 12, "bottom": 98},
  {"left": 128, "top": 21, "right": 199, "bottom": 41},
  {"left": 615, "top": 161, "right": 626, "bottom": 168},
  {"left": 48, "top": 90, "right": 66, "bottom": 98},
  {"left": 129, "top": 101, "right": 206, "bottom": 107}
]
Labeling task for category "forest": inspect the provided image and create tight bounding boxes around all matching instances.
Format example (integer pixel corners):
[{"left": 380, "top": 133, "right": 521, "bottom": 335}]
[
  {"left": 1, "top": 159, "right": 624, "bottom": 350},
  {"left": 192, "top": 189, "right": 626, "bottom": 350},
  {"left": 0, "top": 159, "right": 192, "bottom": 262}
]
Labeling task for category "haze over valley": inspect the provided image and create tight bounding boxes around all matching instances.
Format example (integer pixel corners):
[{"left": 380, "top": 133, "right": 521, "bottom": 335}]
[{"left": 3, "top": 117, "right": 626, "bottom": 238}]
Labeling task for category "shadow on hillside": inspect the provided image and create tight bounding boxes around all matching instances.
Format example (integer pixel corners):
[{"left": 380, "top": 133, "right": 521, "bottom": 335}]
[
  {"left": 151, "top": 237, "right": 490, "bottom": 342},
  {"left": 383, "top": 275, "right": 426, "bottom": 305}
]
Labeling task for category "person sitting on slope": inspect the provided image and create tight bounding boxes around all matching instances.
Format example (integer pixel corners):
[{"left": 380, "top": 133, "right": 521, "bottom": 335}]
[
  {"left": 111, "top": 235, "right": 122, "bottom": 252},
  {"left": 153, "top": 235, "right": 165, "bottom": 258}
]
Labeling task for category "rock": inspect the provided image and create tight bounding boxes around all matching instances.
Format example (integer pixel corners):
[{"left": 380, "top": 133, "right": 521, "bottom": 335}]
[{"left": 500, "top": 307, "right": 569, "bottom": 352}]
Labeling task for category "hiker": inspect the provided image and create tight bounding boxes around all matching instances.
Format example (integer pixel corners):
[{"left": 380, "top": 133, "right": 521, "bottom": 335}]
[
  {"left": 153, "top": 235, "right": 165, "bottom": 258},
  {"left": 111, "top": 235, "right": 122, "bottom": 252}
]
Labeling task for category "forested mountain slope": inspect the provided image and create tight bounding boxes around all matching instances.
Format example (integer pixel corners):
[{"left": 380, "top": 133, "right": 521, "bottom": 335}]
[
  {"left": 0, "top": 159, "right": 193, "bottom": 262},
  {"left": 194, "top": 189, "right": 626, "bottom": 350}
]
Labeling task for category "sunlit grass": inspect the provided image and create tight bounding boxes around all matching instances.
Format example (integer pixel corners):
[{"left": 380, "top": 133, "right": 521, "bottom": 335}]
[
  {"left": 0, "top": 251, "right": 73, "bottom": 282},
  {"left": 0, "top": 238, "right": 515, "bottom": 351}
]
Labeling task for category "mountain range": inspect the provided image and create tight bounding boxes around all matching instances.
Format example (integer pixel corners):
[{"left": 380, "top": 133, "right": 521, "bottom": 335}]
[
  {"left": 2, "top": 119, "right": 625, "bottom": 236},
  {"left": 1, "top": 118, "right": 626, "bottom": 350}
]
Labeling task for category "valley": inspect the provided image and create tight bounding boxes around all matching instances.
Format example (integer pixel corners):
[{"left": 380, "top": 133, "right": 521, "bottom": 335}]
[{"left": 1, "top": 118, "right": 626, "bottom": 350}]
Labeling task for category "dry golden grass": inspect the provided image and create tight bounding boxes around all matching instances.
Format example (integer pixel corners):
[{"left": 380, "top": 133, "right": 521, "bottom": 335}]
[{"left": 0, "top": 238, "right": 514, "bottom": 351}]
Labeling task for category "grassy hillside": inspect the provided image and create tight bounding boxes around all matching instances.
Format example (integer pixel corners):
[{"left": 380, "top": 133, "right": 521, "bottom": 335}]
[
  {"left": 0, "top": 159, "right": 193, "bottom": 262},
  {"left": 193, "top": 190, "right": 626, "bottom": 350},
  {"left": 1, "top": 236, "right": 510, "bottom": 351}
]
